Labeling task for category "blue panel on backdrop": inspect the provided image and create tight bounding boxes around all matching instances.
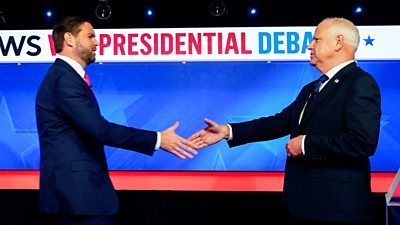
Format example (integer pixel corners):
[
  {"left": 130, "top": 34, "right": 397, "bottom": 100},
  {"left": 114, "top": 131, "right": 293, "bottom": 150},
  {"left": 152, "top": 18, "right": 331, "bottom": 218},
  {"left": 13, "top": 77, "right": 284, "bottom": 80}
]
[{"left": 0, "top": 61, "right": 399, "bottom": 171}]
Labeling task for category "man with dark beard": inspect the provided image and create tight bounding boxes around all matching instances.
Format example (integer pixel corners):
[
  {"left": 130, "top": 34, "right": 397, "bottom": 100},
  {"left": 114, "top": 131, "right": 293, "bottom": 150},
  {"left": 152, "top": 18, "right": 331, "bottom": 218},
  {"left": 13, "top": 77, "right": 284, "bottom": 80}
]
[{"left": 35, "top": 16, "right": 197, "bottom": 225}]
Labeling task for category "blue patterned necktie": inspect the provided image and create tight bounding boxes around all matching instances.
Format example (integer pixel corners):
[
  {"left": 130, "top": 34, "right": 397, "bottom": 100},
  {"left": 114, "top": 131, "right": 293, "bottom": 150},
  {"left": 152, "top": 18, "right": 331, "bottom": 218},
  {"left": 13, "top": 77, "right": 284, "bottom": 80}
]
[
  {"left": 301, "top": 74, "right": 329, "bottom": 121},
  {"left": 310, "top": 74, "right": 329, "bottom": 100}
]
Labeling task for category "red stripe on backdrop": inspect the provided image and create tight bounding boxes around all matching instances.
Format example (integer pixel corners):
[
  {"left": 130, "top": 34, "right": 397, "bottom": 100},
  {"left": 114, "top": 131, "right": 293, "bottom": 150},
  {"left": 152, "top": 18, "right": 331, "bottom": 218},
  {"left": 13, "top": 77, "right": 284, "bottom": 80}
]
[{"left": 0, "top": 170, "right": 396, "bottom": 193}]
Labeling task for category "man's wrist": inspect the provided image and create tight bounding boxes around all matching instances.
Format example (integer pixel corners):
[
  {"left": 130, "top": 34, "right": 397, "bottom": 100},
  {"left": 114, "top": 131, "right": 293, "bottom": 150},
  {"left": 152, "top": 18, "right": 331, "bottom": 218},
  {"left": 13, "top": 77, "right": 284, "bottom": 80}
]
[{"left": 223, "top": 124, "right": 232, "bottom": 140}]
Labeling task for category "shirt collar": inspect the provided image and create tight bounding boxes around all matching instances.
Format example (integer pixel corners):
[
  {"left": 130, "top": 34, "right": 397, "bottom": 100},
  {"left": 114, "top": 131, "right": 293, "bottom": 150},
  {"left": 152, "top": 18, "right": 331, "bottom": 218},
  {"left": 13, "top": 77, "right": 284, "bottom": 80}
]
[
  {"left": 57, "top": 55, "right": 86, "bottom": 79},
  {"left": 325, "top": 60, "right": 354, "bottom": 80}
]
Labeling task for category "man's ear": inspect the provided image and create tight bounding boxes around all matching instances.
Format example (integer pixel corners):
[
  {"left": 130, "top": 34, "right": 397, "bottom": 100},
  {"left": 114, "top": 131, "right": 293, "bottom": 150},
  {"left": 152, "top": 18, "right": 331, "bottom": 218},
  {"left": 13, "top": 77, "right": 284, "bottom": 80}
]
[
  {"left": 335, "top": 34, "right": 344, "bottom": 51},
  {"left": 64, "top": 32, "right": 74, "bottom": 47}
]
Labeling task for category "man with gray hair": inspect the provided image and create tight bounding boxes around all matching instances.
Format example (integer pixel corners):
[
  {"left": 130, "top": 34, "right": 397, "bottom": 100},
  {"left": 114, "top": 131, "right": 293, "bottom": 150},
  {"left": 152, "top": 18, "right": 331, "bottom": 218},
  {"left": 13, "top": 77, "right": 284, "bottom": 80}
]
[{"left": 190, "top": 17, "right": 382, "bottom": 225}]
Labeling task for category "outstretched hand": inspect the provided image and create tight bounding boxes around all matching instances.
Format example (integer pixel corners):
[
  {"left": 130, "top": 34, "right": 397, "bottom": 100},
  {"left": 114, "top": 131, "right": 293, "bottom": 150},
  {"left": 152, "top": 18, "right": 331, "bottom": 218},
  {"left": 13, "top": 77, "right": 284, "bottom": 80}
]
[
  {"left": 160, "top": 121, "right": 198, "bottom": 159},
  {"left": 188, "top": 118, "right": 230, "bottom": 149}
]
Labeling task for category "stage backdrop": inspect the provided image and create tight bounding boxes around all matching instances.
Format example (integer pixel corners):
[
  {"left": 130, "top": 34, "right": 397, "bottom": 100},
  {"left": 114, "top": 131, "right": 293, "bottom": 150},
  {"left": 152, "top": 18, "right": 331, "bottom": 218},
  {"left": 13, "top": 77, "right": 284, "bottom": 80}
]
[{"left": 0, "top": 26, "right": 399, "bottom": 172}]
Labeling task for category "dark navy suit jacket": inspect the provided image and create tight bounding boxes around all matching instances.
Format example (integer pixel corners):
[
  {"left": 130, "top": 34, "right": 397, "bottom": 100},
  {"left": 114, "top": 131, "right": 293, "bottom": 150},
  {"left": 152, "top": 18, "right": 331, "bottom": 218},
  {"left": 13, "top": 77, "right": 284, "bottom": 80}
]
[
  {"left": 35, "top": 58, "right": 157, "bottom": 215},
  {"left": 228, "top": 62, "right": 381, "bottom": 223}
]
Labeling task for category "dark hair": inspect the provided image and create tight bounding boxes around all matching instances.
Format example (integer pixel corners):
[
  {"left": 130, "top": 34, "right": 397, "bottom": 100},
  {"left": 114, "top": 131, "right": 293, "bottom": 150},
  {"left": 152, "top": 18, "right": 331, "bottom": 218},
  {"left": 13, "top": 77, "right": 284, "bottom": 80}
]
[{"left": 52, "top": 16, "right": 92, "bottom": 53}]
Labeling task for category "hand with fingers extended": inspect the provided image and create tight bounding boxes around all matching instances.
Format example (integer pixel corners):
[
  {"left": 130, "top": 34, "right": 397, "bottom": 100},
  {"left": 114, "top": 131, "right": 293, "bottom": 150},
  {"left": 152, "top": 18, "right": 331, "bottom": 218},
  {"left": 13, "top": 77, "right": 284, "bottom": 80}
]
[
  {"left": 160, "top": 121, "right": 198, "bottom": 159},
  {"left": 188, "top": 118, "right": 230, "bottom": 149}
]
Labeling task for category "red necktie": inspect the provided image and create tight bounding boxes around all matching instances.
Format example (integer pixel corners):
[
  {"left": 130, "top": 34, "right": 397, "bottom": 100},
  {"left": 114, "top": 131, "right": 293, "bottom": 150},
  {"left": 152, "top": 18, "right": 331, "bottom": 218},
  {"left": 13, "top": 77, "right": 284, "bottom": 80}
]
[{"left": 84, "top": 73, "right": 92, "bottom": 89}]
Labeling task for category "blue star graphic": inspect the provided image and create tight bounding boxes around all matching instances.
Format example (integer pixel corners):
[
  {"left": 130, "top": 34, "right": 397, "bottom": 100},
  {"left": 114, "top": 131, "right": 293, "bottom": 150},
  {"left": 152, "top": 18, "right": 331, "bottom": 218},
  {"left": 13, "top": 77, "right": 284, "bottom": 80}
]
[{"left": 363, "top": 35, "right": 375, "bottom": 46}]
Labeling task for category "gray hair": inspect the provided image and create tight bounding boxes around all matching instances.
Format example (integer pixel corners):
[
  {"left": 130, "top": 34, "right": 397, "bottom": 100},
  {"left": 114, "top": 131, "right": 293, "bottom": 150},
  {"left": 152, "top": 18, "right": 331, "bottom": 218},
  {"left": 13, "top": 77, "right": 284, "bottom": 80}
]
[{"left": 323, "top": 17, "right": 360, "bottom": 51}]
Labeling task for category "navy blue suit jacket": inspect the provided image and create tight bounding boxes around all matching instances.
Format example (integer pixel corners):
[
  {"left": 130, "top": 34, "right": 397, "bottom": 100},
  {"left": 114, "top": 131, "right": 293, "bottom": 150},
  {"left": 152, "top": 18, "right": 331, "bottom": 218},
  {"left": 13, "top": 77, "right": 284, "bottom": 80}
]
[
  {"left": 35, "top": 58, "right": 157, "bottom": 215},
  {"left": 228, "top": 62, "right": 381, "bottom": 223}
]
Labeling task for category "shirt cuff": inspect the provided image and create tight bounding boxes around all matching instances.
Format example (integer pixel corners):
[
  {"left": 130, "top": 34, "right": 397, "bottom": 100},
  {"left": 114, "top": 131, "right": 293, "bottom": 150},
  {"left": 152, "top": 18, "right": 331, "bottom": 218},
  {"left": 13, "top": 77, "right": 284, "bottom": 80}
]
[
  {"left": 301, "top": 135, "right": 306, "bottom": 155},
  {"left": 155, "top": 132, "right": 161, "bottom": 149},
  {"left": 226, "top": 124, "right": 233, "bottom": 141}
]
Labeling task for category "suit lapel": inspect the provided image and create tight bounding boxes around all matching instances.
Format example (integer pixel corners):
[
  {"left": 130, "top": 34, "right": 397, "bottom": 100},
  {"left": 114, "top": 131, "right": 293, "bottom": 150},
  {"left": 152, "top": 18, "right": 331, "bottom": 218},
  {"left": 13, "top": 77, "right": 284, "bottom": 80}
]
[
  {"left": 295, "top": 84, "right": 314, "bottom": 125},
  {"left": 55, "top": 58, "right": 99, "bottom": 108},
  {"left": 55, "top": 58, "right": 93, "bottom": 92},
  {"left": 299, "top": 62, "right": 357, "bottom": 126}
]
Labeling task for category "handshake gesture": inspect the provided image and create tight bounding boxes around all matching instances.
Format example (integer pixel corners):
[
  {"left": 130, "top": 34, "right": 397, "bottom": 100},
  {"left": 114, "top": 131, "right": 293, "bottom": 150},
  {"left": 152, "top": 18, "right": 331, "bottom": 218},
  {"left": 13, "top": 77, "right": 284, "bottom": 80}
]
[
  {"left": 162, "top": 118, "right": 229, "bottom": 159},
  {"left": 166, "top": 117, "right": 303, "bottom": 159}
]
